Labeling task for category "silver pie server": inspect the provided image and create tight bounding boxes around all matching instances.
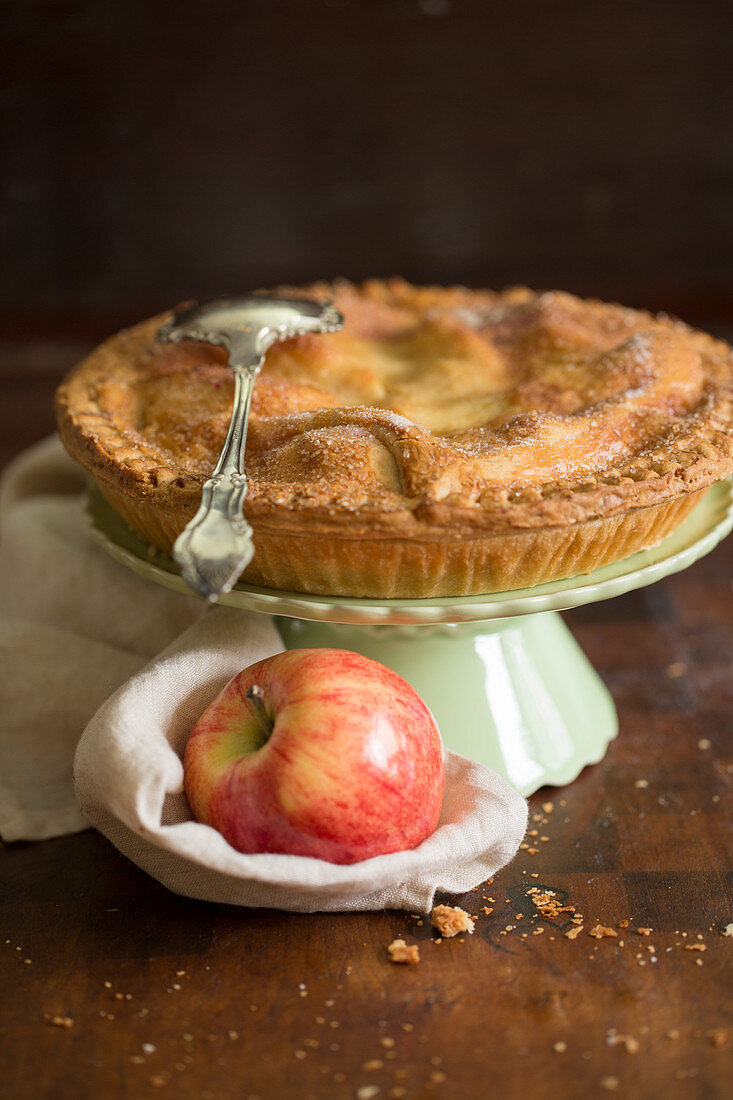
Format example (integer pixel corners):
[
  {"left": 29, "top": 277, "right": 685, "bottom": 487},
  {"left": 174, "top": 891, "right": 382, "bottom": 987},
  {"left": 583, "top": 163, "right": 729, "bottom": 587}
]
[{"left": 156, "top": 294, "right": 343, "bottom": 601}]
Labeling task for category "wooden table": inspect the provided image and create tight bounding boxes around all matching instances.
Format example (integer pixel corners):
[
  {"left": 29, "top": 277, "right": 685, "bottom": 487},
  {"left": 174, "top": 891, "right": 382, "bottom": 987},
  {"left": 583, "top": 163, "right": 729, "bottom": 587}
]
[{"left": 1, "top": 336, "right": 731, "bottom": 1099}]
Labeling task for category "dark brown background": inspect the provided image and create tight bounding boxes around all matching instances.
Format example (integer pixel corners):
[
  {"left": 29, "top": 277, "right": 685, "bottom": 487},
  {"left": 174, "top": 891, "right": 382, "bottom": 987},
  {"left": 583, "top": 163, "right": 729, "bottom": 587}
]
[{"left": 2, "top": 0, "right": 733, "bottom": 336}]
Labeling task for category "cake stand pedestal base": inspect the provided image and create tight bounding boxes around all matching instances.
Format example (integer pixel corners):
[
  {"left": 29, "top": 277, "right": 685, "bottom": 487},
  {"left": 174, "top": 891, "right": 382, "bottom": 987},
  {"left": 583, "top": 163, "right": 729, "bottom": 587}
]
[{"left": 277, "top": 611, "right": 616, "bottom": 795}]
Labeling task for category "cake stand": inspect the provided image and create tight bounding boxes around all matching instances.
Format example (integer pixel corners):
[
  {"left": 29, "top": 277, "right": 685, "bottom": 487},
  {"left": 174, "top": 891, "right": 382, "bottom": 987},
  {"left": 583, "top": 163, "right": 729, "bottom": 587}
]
[{"left": 87, "top": 482, "right": 733, "bottom": 795}]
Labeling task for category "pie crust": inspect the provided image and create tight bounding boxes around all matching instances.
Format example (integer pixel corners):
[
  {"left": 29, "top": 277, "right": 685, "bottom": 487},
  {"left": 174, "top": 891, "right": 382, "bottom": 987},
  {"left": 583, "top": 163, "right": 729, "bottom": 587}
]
[{"left": 55, "top": 280, "right": 733, "bottom": 598}]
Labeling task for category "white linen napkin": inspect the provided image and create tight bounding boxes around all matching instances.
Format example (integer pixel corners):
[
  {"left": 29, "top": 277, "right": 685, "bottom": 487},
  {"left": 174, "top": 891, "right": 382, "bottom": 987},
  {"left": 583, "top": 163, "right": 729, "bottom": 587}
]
[{"left": 0, "top": 437, "right": 527, "bottom": 911}]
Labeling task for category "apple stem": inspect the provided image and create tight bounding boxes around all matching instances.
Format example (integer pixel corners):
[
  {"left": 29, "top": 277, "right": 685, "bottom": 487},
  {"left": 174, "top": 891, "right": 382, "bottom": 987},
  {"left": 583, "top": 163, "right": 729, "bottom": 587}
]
[{"left": 246, "top": 684, "right": 271, "bottom": 740}]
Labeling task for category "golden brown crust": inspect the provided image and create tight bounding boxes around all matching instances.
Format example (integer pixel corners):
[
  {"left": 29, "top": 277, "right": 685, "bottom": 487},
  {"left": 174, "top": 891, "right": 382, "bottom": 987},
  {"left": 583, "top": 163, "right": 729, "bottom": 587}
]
[
  {"left": 55, "top": 280, "right": 733, "bottom": 597},
  {"left": 96, "top": 478, "right": 704, "bottom": 598}
]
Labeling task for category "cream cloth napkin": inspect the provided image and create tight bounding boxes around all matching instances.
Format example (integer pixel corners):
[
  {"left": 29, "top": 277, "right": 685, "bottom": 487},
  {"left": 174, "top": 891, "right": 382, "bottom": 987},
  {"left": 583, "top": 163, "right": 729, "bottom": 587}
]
[{"left": 0, "top": 437, "right": 527, "bottom": 911}]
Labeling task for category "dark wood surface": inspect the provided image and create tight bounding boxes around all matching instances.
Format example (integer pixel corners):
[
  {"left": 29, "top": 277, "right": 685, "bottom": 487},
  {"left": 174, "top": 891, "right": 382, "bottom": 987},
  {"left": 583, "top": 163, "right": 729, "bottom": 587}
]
[{"left": 0, "top": 338, "right": 731, "bottom": 1100}]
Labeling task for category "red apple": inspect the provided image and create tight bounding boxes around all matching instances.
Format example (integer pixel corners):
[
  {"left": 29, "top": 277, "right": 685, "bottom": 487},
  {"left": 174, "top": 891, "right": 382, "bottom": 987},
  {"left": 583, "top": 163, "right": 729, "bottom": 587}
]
[{"left": 183, "top": 648, "right": 445, "bottom": 864}]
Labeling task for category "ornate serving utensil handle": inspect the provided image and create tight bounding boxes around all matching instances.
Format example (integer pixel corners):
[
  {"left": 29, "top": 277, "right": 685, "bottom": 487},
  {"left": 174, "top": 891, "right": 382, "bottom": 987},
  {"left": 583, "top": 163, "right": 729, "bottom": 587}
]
[
  {"left": 174, "top": 335, "right": 262, "bottom": 601},
  {"left": 157, "top": 295, "right": 343, "bottom": 601}
]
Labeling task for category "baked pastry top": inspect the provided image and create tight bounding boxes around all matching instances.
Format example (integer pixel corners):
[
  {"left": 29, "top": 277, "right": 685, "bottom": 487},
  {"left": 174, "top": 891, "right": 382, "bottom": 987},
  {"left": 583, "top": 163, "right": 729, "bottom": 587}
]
[{"left": 56, "top": 280, "right": 733, "bottom": 597}]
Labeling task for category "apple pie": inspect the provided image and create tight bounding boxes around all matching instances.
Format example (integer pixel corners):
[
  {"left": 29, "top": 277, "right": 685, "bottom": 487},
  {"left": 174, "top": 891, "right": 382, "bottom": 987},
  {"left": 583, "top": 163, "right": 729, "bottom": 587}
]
[{"left": 55, "top": 280, "right": 733, "bottom": 598}]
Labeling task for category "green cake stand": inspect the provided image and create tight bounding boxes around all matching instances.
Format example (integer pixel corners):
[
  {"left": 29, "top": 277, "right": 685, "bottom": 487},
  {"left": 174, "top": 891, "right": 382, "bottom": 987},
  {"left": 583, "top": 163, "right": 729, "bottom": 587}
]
[{"left": 87, "top": 482, "right": 733, "bottom": 795}]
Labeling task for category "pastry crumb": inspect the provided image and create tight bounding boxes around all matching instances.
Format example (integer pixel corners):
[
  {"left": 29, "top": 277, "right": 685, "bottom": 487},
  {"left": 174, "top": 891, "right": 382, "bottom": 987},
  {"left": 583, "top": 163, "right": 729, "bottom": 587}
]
[
  {"left": 387, "top": 939, "right": 420, "bottom": 964},
  {"left": 565, "top": 925, "right": 584, "bottom": 940},
  {"left": 431, "top": 905, "right": 475, "bottom": 938},
  {"left": 636, "top": 927, "right": 653, "bottom": 936},
  {"left": 589, "top": 925, "right": 618, "bottom": 939},
  {"left": 607, "top": 1029, "right": 639, "bottom": 1054},
  {"left": 526, "top": 887, "right": 576, "bottom": 920},
  {"left": 47, "top": 1015, "right": 74, "bottom": 1028},
  {"left": 600, "top": 1076, "right": 619, "bottom": 1091}
]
